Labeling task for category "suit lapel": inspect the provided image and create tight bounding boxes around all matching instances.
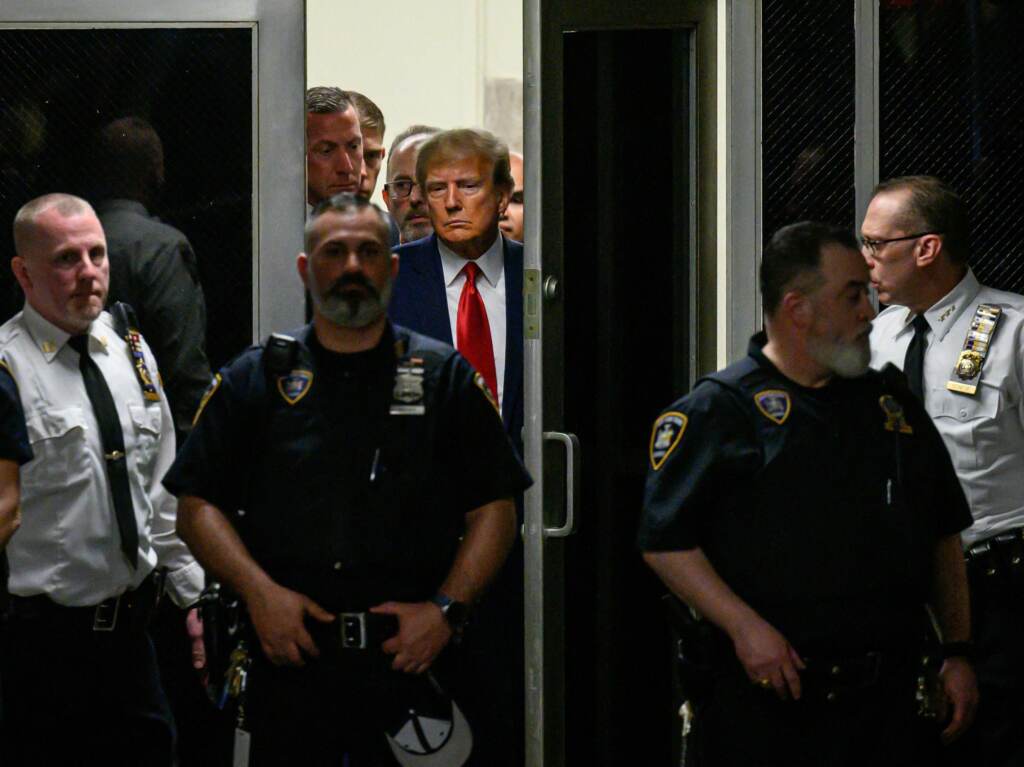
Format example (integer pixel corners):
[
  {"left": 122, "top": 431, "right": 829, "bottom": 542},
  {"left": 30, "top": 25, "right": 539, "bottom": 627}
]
[{"left": 418, "top": 235, "right": 452, "bottom": 344}]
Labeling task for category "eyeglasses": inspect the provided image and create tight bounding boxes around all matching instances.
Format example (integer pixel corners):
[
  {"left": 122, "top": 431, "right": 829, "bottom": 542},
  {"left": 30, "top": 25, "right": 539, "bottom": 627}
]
[
  {"left": 384, "top": 180, "right": 418, "bottom": 199},
  {"left": 859, "top": 231, "right": 941, "bottom": 257}
]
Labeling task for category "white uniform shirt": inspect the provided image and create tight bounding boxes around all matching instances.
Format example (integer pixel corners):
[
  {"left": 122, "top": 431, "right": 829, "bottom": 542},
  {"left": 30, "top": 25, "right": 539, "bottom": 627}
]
[
  {"left": 438, "top": 234, "right": 507, "bottom": 411},
  {"left": 870, "top": 268, "right": 1024, "bottom": 546},
  {"left": 0, "top": 303, "right": 203, "bottom": 606}
]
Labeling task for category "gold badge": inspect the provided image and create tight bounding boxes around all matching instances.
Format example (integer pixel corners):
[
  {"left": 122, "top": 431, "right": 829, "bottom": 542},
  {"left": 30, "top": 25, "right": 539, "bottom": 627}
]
[
  {"left": 753, "top": 389, "right": 791, "bottom": 425},
  {"left": 879, "top": 395, "right": 913, "bottom": 434},
  {"left": 649, "top": 411, "right": 687, "bottom": 471},
  {"left": 954, "top": 351, "right": 982, "bottom": 380}
]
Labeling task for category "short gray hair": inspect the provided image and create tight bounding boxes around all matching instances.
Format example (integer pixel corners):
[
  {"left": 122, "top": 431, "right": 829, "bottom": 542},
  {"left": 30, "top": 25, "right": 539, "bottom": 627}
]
[{"left": 13, "top": 194, "right": 95, "bottom": 256}]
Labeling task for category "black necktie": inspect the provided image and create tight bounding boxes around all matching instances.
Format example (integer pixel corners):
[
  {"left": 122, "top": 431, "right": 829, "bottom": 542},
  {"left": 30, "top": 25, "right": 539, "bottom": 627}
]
[
  {"left": 903, "top": 314, "right": 930, "bottom": 401},
  {"left": 68, "top": 335, "right": 139, "bottom": 568}
]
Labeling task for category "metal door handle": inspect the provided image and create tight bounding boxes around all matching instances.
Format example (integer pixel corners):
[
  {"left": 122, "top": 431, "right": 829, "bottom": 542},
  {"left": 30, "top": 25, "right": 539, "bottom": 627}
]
[{"left": 542, "top": 431, "right": 580, "bottom": 538}]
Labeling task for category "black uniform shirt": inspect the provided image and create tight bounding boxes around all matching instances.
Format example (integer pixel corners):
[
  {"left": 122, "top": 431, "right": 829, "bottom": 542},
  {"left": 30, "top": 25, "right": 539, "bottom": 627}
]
[
  {"left": 638, "top": 334, "right": 972, "bottom": 652},
  {"left": 164, "top": 322, "right": 531, "bottom": 610}
]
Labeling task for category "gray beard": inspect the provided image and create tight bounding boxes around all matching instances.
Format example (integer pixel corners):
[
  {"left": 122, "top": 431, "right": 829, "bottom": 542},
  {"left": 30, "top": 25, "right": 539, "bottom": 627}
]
[
  {"left": 311, "top": 278, "right": 392, "bottom": 329},
  {"left": 809, "top": 334, "right": 871, "bottom": 379}
]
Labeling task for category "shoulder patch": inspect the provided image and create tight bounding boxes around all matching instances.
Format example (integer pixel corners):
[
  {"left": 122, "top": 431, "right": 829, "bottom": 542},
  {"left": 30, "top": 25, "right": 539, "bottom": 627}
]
[
  {"left": 277, "top": 369, "right": 314, "bottom": 406},
  {"left": 879, "top": 395, "right": 913, "bottom": 434},
  {"left": 473, "top": 371, "right": 500, "bottom": 415},
  {"left": 753, "top": 389, "right": 791, "bottom": 425},
  {"left": 650, "top": 412, "right": 687, "bottom": 471},
  {"left": 192, "top": 374, "right": 222, "bottom": 426}
]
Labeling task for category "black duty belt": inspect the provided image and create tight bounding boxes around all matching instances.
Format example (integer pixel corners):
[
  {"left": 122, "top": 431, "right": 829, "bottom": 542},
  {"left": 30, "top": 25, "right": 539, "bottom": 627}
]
[
  {"left": 6, "top": 572, "right": 160, "bottom": 633},
  {"left": 965, "top": 528, "right": 1024, "bottom": 581},
  {"left": 338, "top": 611, "right": 399, "bottom": 650},
  {"left": 798, "top": 650, "right": 924, "bottom": 704}
]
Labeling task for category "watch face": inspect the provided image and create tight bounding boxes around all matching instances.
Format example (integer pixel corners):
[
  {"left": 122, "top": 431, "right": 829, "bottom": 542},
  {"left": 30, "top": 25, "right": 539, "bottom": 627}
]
[{"left": 444, "top": 601, "right": 470, "bottom": 631}]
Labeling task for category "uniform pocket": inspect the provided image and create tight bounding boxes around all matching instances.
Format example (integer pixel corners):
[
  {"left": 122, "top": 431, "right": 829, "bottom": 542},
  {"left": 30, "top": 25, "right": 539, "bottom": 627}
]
[
  {"left": 128, "top": 402, "right": 162, "bottom": 473},
  {"left": 932, "top": 384, "right": 1001, "bottom": 472},
  {"left": 22, "top": 407, "right": 90, "bottom": 495}
]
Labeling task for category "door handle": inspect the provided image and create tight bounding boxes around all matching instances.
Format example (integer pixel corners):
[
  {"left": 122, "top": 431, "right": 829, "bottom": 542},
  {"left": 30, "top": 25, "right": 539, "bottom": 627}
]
[{"left": 542, "top": 431, "right": 580, "bottom": 538}]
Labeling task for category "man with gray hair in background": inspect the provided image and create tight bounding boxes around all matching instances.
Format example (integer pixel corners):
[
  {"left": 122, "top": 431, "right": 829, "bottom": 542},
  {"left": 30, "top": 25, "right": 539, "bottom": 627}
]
[{"left": 382, "top": 125, "right": 441, "bottom": 244}]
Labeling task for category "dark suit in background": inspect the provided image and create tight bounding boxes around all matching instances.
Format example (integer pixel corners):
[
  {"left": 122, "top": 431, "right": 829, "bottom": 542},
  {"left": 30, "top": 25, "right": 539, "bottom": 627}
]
[{"left": 98, "top": 199, "right": 212, "bottom": 443}]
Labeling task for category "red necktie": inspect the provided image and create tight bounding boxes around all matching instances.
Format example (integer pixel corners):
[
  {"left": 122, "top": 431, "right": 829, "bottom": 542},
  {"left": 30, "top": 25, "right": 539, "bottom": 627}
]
[{"left": 456, "top": 261, "right": 499, "bottom": 403}]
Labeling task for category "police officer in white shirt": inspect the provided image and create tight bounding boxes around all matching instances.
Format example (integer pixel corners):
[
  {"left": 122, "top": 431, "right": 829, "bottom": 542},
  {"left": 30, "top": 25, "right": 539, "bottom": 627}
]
[
  {"left": 864, "top": 175, "right": 1024, "bottom": 767},
  {"left": 0, "top": 193, "right": 203, "bottom": 767}
]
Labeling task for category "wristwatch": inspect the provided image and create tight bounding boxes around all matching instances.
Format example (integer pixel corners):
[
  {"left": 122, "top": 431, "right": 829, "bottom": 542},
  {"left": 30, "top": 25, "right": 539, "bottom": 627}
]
[
  {"left": 941, "top": 641, "right": 975, "bottom": 661},
  {"left": 431, "top": 592, "right": 470, "bottom": 635}
]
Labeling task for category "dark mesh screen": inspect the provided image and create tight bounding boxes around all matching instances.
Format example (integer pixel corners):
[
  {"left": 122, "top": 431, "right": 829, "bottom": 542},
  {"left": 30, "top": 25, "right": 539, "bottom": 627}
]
[
  {"left": 0, "top": 28, "right": 253, "bottom": 369},
  {"left": 763, "top": 0, "right": 856, "bottom": 241},
  {"left": 880, "top": 1, "right": 1024, "bottom": 293}
]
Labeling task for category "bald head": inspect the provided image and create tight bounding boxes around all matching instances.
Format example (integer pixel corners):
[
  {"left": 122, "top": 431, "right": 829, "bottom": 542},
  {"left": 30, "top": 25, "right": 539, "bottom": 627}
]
[{"left": 13, "top": 194, "right": 96, "bottom": 258}]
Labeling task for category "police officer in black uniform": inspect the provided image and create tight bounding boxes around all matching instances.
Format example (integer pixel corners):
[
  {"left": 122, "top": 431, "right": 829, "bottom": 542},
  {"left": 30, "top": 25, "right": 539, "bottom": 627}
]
[
  {"left": 164, "top": 194, "right": 530, "bottom": 765},
  {"left": 639, "top": 222, "right": 978, "bottom": 766}
]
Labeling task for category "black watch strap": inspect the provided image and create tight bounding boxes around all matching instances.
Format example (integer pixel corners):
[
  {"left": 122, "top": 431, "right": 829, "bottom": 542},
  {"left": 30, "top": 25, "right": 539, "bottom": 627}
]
[{"left": 941, "top": 641, "right": 975, "bottom": 660}]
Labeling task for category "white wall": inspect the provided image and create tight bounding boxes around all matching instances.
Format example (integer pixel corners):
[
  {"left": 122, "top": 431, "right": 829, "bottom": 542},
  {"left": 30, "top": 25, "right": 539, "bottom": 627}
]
[{"left": 307, "top": 0, "right": 523, "bottom": 204}]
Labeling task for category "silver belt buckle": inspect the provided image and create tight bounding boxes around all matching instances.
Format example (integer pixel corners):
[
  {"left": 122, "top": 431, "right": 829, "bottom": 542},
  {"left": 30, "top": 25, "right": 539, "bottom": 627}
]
[
  {"left": 340, "top": 612, "right": 367, "bottom": 649},
  {"left": 93, "top": 595, "right": 121, "bottom": 632}
]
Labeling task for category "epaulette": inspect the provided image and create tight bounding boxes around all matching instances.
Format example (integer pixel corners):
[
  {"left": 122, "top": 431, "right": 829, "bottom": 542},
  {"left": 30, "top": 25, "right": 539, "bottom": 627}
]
[{"left": 699, "top": 356, "right": 761, "bottom": 390}]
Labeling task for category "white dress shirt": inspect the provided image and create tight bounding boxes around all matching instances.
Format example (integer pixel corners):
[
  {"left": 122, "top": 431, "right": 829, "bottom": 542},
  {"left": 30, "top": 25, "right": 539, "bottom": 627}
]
[
  {"left": 0, "top": 303, "right": 203, "bottom": 606},
  {"left": 870, "top": 268, "right": 1024, "bottom": 546},
  {"left": 437, "top": 233, "right": 507, "bottom": 411}
]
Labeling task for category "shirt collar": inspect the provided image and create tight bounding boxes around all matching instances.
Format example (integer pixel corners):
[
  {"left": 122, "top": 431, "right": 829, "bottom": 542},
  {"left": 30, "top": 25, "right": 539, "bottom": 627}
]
[
  {"left": 892, "top": 268, "right": 980, "bottom": 344},
  {"left": 437, "top": 233, "right": 505, "bottom": 288},
  {"left": 21, "top": 302, "right": 110, "bottom": 363}
]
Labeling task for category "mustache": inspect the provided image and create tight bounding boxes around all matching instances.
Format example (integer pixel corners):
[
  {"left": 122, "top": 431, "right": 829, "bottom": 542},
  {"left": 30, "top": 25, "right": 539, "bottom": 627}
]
[{"left": 326, "top": 274, "right": 379, "bottom": 300}]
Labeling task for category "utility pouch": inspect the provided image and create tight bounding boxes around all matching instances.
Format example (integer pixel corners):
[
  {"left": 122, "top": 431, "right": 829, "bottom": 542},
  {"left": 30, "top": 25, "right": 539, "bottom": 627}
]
[{"left": 197, "top": 582, "right": 245, "bottom": 705}]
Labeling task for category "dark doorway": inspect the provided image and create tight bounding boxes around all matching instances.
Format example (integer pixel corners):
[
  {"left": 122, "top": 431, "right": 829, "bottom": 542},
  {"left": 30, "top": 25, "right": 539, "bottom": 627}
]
[{"left": 556, "top": 27, "right": 692, "bottom": 765}]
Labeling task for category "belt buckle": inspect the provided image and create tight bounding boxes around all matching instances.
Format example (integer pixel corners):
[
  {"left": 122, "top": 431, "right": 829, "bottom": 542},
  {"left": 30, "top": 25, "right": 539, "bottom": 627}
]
[
  {"left": 93, "top": 595, "right": 121, "bottom": 632},
  {"left": 340, "top": 612, "right": 367, "bottom": 650}
]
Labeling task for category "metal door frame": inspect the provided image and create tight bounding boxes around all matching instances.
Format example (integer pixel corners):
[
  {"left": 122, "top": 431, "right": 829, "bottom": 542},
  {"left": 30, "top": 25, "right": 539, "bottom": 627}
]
[
  {"left": 521, "top": 1, "right": 762, "bottom": 764},
  {"left": 1, "top": 0, "right": 305, "bottom": 340}
]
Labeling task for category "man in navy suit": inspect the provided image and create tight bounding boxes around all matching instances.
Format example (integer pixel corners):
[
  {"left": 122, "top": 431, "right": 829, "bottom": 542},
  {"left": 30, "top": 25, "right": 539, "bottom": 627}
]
[
  {"left": 389, "top": 128, "right": 525, "bottom": 766},
  {"left": 390, "top": 128, "right": 523, "bottom": 450}
]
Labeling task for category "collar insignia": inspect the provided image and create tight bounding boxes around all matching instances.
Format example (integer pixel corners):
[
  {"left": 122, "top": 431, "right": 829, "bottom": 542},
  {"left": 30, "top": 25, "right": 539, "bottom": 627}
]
[
  {"left": 879, "top": 395, "right": 913, "bottom": 434},
  {"left": 650, "top": 411, "right": 687, "bottom": 471},
  {"left": 277, "top": 369, "right": 314, "bottom": 405},
  {"left": 754, "top": 389, "right": 791, "bottom": 425}
]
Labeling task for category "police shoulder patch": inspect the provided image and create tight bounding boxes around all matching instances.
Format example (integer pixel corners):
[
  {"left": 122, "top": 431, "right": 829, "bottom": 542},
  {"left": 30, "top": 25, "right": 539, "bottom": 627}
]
[
  {"left": 753, "top": 389, "right": 791, "bottom": 425},
  {"left": 192, "top": 374, "right": 222, "bottom": 426},
  {"left": 879, "top": 394, "right": 913, "bottom": 434},
  {"left": 650, "top": 411, "right": 687, "bottom": 471},
  {"left": 474, "top": 371, "right": 500, "bottom": 415},
  {"left": 277, "top": 369, "right": 314, "bottom": 406}
]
